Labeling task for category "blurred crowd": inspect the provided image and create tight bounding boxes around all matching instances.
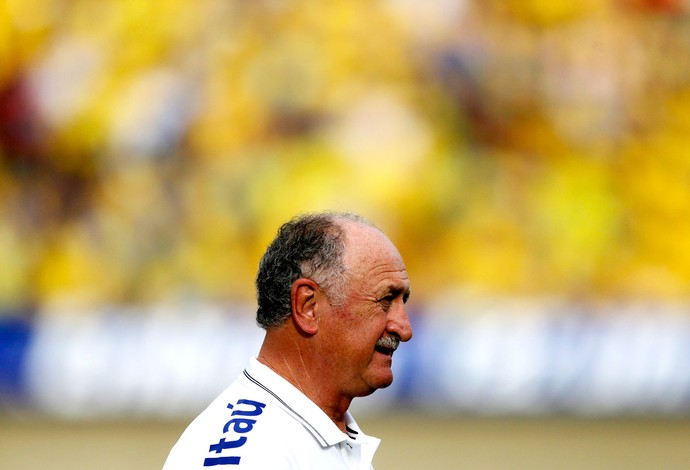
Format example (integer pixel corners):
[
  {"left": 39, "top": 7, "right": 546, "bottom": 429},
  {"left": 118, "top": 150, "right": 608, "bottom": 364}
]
[{"left": 2, "top": 0, "right": 690, "bottom": 315}]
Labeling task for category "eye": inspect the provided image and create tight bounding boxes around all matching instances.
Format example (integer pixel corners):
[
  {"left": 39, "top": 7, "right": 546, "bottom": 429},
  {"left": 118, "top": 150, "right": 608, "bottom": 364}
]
[{"left": 378, "top": 295, "right": 394, "bottom": 311}]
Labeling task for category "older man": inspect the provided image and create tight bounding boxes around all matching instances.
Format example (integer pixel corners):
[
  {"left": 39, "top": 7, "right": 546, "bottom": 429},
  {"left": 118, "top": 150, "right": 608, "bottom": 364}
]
[{"left": 163, "top": 211, "right": 413, "bottom": 469}]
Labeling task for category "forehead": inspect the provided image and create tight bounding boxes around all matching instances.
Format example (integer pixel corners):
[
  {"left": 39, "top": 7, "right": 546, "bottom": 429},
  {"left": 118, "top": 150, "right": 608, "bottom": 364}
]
[{"left": 340, "top": 221, "right": 409, "bottom": 290}]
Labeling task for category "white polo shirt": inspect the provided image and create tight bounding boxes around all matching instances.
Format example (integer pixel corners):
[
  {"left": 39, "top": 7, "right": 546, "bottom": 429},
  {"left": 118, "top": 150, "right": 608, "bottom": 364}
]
[{"left": 163, "top": 357, "right": 380, "bottom": 469}]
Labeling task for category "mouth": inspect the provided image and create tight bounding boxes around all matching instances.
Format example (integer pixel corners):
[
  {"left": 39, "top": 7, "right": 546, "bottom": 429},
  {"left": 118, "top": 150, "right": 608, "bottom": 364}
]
[{"left": 374, "top": 336, "right": 400, "bottom": 356}]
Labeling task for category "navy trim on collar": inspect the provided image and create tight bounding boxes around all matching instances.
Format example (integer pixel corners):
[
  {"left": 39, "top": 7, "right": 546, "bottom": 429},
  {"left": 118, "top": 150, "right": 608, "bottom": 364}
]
[{"left": 243, "top": 369, "right": 329, "bottom": 447}]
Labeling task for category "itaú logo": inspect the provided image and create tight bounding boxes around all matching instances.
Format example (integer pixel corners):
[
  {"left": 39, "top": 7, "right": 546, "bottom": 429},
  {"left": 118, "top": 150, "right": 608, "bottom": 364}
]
[{"left": 203, "top": 398, "right": 266, "bottom": 466}]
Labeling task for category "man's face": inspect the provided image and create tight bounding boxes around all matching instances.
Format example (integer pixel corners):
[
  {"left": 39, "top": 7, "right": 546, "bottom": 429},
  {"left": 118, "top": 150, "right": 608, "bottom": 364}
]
[{"left": 320, "top": 223, "right": 413, "bottom": 398}]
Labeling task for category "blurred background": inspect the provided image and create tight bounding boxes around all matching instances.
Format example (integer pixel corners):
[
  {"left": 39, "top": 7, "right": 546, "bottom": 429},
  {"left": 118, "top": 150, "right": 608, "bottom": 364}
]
[{"left": 1, "top": 0, "right": 690, "bottom": 468}]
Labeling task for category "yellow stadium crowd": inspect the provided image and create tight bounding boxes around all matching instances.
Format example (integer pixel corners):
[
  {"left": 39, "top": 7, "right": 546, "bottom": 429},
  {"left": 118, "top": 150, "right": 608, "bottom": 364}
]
[{"left": 2, "top": 0, "right": 690, "bottom": 313}]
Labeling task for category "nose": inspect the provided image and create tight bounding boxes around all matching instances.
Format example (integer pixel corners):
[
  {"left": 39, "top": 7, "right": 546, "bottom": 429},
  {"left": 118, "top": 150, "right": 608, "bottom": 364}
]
[{"left": 387, "top": 301, "right": 413, "bottom": 342}]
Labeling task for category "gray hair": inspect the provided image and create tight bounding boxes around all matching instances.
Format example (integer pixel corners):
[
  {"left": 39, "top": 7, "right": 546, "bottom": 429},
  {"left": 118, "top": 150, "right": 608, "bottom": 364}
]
[{"left": 255, "top": 211, "right": 373, "bottom": 329}]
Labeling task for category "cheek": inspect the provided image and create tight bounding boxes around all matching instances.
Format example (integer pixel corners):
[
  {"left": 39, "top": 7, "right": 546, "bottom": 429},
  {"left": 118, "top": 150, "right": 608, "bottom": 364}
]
[
  {"left": 359, "top": 315, "right": 389, "bottom": 345},
  {"left": 337, "top": 304, "right": 387, "bottom": 345}
]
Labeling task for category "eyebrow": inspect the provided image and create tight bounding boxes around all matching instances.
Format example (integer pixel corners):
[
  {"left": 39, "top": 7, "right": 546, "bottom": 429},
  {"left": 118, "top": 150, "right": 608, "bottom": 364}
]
[{"left": 382, "top": 285, "right": 411, "bottom": 301}]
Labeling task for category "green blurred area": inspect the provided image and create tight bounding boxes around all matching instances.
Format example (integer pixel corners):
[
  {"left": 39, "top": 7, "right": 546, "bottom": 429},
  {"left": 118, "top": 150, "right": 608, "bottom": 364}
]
[
  {"left": 2, "top": 0, "right": 690, "bottom": 313},
  {"left": 1, "top": 415, "right": 689, "bottom": 470}
]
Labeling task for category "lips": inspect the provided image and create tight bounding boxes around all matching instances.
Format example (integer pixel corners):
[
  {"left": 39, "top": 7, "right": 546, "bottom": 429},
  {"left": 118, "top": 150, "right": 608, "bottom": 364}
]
[{"left": 374, "top": 336, "right": 400, "bottom": 356}]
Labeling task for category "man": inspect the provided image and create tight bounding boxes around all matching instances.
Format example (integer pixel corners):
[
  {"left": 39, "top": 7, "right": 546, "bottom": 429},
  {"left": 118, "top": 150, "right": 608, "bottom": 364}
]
[{"left": 163, "top": 211, "right": 413, "bottom": 469}]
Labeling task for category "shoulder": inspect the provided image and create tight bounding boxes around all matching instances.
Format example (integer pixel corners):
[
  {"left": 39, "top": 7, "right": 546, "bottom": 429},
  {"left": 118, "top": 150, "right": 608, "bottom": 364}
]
[{"left": 163, "top": 380, "right": 316, "bottom": 469}]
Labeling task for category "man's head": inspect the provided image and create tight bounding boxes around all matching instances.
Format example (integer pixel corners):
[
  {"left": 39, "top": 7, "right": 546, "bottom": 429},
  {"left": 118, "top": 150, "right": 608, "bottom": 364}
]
[
  {"left": 256, "top": 211, "right": 413, "bottom": 398},
  {"left": 256, "top": 211, "right": 370, "bottom": 329}
]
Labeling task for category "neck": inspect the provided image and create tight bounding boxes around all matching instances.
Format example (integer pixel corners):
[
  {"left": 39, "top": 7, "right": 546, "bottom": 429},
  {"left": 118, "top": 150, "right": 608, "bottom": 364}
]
[{"left": 257, "top": 333, "right": 352, "bottom": 432}]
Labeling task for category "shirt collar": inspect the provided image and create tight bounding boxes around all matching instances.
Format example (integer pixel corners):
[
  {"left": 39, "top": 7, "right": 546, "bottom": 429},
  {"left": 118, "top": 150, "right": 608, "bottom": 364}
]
[{"left": 240, "top": 357, "right": 376, "bottom": 448}]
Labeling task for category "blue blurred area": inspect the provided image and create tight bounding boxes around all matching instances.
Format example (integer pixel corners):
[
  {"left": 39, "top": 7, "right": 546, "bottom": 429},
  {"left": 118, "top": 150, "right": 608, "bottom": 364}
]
[
  {"left": 0, "top": 314, "right": 32, "bottom": 403},
  {"left": 2, "top": 301, "right": 689, "bottom": 419}
]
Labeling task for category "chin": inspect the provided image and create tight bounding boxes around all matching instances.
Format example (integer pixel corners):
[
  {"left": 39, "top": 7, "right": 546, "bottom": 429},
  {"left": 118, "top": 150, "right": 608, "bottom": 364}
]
[
  {"left": 366, "top": 372, "right": 394, "bottom": 393},
  {"left": 354, "top": 373, "right": 394, "bottom": 397}
]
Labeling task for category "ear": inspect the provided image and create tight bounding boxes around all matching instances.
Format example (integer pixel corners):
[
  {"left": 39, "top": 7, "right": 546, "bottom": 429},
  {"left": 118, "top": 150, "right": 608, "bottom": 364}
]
[{"left": 290, "top": 278, "right": 320, "bottom": 335}]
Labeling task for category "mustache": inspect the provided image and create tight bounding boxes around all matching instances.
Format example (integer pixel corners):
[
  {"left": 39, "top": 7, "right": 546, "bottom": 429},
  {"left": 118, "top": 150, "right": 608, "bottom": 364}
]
[{"left": 375, "top": 335, "right": 400, "bottom": 352}]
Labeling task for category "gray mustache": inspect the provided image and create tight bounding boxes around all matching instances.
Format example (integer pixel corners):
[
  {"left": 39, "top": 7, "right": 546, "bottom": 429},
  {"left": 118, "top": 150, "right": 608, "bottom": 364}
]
[{"left": 376, "top": 336, "right": 400, "bottom": 351}]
